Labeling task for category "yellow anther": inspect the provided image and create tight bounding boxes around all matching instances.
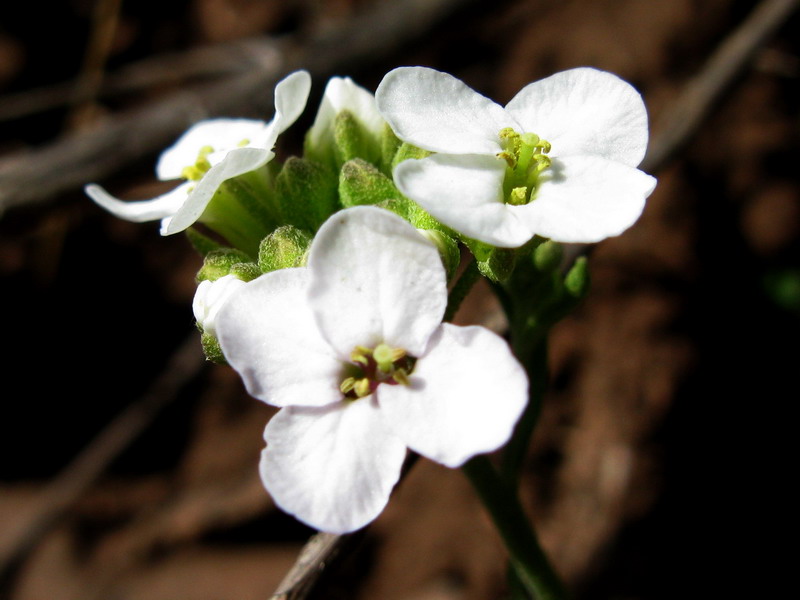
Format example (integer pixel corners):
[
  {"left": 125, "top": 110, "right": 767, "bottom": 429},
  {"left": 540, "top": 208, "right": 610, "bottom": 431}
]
[
  {"left": 393, "top": 369, "right": 410, "bottom": 386},
  {"left": 237, "top": 138, "right": 250, "bottom": 147},
  {"left": 340, "top": 377, "right": 357, "bottom": 394},
  {"left": 354, "top": 378, "right": 371, "bottom": 398},
  {"left": 497, "top": 151, "right": 517, "bottom": 168},
  {"left": 508, "top": 187, "right": 528, "bottom": 205}
]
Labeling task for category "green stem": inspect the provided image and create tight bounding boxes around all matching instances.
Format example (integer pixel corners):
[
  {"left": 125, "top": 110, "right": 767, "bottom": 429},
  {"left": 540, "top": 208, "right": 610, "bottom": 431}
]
[
  {"left": 462, "top": 455, "right": 567, "bottom": 600},
  {"left": 444, "top": 257, "right": 481, "bottom": 322},
  {"left": 501, "top": 334, "right": 548, "bottom": 487}
]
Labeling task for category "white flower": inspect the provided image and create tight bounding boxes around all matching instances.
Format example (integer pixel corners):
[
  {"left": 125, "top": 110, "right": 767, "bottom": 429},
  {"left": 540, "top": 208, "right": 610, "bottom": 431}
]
[
  {"left": 376, "top": 66, "right": 657, "bottom": 247},
  {"left": 192, "top": 274, "right": 248, "bottom": 338},
  {"left": 215, "top": 206, "right": 527, "bottom": 533},
  {"left": 85, "top": 70, "right": 312, "bottom": 235}
]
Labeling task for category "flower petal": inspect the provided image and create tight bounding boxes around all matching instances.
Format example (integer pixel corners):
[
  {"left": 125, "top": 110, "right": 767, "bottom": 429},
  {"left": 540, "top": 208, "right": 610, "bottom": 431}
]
[
  {"left": 268, "top": 69, "right": 312, "bottom": 137},
  {"left": 505, "top": 67, "right": 649, "bottom": 167},
  {"left": 379, "top": 324, "right": 527, "bottom": 468},
  {"left": 156, "top": 119, "right": 272, "bottom": 181},
  {"left": 307, "top": 76, "right": 385, "bottom": 150},
  {"left": 162, "top": 147, "right": 274, "bottom": 235},
  {"left": 394, "top": 154, "right": 532, "bottom": 248},
  {"left": 192, "top": 274, "right": 247, "bottom": 338},
  {"left": 307, "top": 206, "right": 447, "bottom": 356},
  {"left": 376, "top": 66, "right": 517, "bottom": 154},
  {"left": 215, "top": 268, "right": 344, "bottom": 408},
  {"left": 515, "top": 155, "right": 657, "bottom": 243},
  {"left": 85, "top": 181, "right": 190, "bottom": 223},
  {"left": 260, "top": 398, "right": 407, "bottom": 533}
]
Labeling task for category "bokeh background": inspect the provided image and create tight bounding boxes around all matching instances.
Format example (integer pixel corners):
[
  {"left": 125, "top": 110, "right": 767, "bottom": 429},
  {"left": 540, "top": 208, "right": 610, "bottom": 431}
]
[{"left": 1, "top": 0, "right": 797, "bottom": 598}]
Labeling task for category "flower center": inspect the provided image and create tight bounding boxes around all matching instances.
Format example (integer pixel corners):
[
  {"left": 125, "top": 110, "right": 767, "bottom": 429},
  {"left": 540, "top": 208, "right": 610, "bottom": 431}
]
[
  {"left": 339, "top": 343, "right": 416, "bottom": 400},
  {"left": 181, "top": 145, "right": 214, "bottom": 181},
  {"left": 496, "top": 128, "right": 552, "bottom": 206}
]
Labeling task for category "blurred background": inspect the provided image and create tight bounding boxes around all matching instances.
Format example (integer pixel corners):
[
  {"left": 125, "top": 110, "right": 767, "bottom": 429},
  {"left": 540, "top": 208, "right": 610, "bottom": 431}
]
[{"left": 1, "top": 0, "right": 798, "bottom": 598}]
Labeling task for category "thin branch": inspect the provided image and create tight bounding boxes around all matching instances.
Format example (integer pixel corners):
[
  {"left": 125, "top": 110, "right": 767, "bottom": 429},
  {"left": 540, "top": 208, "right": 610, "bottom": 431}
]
[
  {"left": 0, "top": 0, "right": 478, "bottom": 216},
  {"left": 641, "top": 0, "right": 800, "bottom": 172},
  {"left": 0, "top": 332, "right": 205, "bottom": 586}
]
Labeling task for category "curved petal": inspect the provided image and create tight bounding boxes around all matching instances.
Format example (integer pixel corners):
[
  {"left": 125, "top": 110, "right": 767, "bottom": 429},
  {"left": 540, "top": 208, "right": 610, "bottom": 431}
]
[
  {"left": 307, "top": 206, "right": 447, "bottom": 357},
  {"left": 505, "top": 67, "right": 649, "bottom": 167},
  {"left": 379, "top": 324, "right": 527, "bottom": 468},
  {"left": 376, "top": 66, "right": 517, "bottom": 154},
  {"left": 394, "top": 154, "right": 532, "bottom": 248},
  {"left": 162, "top": 147, "right": 274, "bottom": 234},
  {"left": 85, "top": 181, "right": 190, "bottom": 223},
  {"left": 515, "top": 156, "right": 657, "bottom": 243},
  {"left": 156, "top": 119, "right": 271, "bottom": 180},
  {"left": 215, "top": 268, "right": 344, "bottom": 408},
  {"left": 192, "top": 274, "right": 247, "bottom": 338},
  {"left": 307, "top": 76, "right": 385, "bottom": 149},
  {"left": 269, "top": 69, "right": 312, "bottom": 137},
  {"left": 260, "top": 399, "right": 407, "bottom": 533}
]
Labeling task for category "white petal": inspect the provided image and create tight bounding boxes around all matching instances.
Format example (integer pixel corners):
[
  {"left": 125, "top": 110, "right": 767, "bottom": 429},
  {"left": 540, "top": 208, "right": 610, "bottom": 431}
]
[
  {"left": 307, "top": 206, "right": 447, "bottom": 356},
  {"left": 162, "top": 147, "right": 274, "bottom": 234},
  {"left": 268, "top": 70, "right": 312, "bottom": 137},
  {"left": 515, "top": 155, "right": 657, "bottom": 243},
  {"left": 260, "top": 399, "right": 407, "bottom": 533},
  {"left": 376, "top": 66, "right": 518, "bottom": 154},
  {"left": 192, "top": 274, "right": 247, "bottom": 338},
  {"left": 156, "top": 119, "right": 272, "bottom": 181},
  {"left": 307, "top": 76, "right": 384, "bottom": 149},
  {"left": 379, "top": 324, "right": 527, "bottom": 468},
  {"left": 215, "top": 268, "right": 344, "bottom": 408},
  {"left": 505, "top": 67, "right": 649, "bottom": 167},
  {"left": 394, "top": 154, "right": 532, "bottom": 248},
  {"left": 85, "top": 181, "right": 190, "bottom": 223}
]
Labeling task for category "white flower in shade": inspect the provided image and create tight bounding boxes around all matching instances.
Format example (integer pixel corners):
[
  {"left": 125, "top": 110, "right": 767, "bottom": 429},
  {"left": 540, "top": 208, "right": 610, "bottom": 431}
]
[
  {"left": 376, "top": 66, "right": 657, "bottom": 248},
  {"left": 216, "top": 206, "right": 527, "bottom": 533},
  {"left": 85, "top": 70, "right": 312, "bottom": 235},
  {"left": 192, "top": 274, "right": 248, "bottom": 338}
]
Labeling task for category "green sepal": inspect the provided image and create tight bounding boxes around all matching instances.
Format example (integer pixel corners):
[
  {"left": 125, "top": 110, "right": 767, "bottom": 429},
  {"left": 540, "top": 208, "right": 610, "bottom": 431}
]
[
  {"left": 380, "top": 123, "right": 402, "bottom": 175},
  {"left": 230, "top": 262, "right": 262, "bottom": 282},
  {"left": 339, "top": 158, "right": 402, "bottom": 207},
  {"left": 418, "top": 229, "right": 461, "bottom": 281},
  {"left": 333, "top": 110, "right": 381, "bottom": 166},
  {"left": 391, "top": 142, "right": 431, "bottom": 170},
  {"left": 197, "top": 248, "right": 253, "bottom": 282},
  {"left": 185, "top": 227, "right": 223, "bottom": 257},
  {"left": 377, "top": 197, "right": 446, "bottom": 231},
  {"left": 200, "top": 331, "right": 227, "bottom": 364},
  {"left": 275, "top": 157, "right": 338, "bottom": 231},
  {"left": 258, "top": 225, "right": 312, "bottom": 273},
  {"left": 475, "top": 246, "right": 517, "bottom": 283}
]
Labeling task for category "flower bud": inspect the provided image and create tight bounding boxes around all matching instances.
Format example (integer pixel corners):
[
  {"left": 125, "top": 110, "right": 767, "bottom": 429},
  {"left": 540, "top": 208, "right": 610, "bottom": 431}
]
[
  {"left": 258, "top": 225, "right": 312, "bottom": 273},
  {"left": 339, "top": 158, "right": 401, "bottom": 208}
]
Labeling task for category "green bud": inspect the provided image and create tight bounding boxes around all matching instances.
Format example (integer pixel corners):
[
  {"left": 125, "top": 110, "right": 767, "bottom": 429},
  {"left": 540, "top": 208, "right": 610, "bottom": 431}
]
[
  {"left": 391, "top": 142, "right": 431, "bottom": 171},
  {"left": 564, "top": 256, "right": 590, "bottom": 299},
  {"left": 197, "top": 248, "right": 253, "bottom": 282},
  {"left": 533, "top": 240, "right": 563, "bottom": 272},
  {"left": 418, "top": 229, "right": 460, "bottom": 281},
  {"left": 201, "top": 331, "right": 227, "bottom": 364},
  {"left": 229, "top": 262, "right": 262, "bottom": 282},
  {"left": 377, "top": 197, "right": 444, "bottom": 231},
  {"left": 258, "top": 225, "right": 312, "bottom": 273},
  {"left": 339, "top": 158, "right": 401, "bottom": 207},
  {"left": 334, "top": 110, "right": 381, "bottom": 166},
  {"left": 275, "top": 157, "right": 338, "bottom": 231}
]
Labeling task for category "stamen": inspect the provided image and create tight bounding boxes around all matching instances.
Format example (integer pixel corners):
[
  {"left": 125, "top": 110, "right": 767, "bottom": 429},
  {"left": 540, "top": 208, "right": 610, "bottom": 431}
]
[{"left": 496, "top": 127, "right": 552, "bottom": 206}]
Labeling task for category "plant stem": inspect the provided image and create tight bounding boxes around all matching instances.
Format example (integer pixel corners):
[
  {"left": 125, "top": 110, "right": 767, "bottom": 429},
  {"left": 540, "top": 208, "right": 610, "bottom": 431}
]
[
  {"left": 462, "top": 455, "right": 567, "bottom": 600},
  {"left": 444, "top": 256, "right": 481, "bottom": 322}
]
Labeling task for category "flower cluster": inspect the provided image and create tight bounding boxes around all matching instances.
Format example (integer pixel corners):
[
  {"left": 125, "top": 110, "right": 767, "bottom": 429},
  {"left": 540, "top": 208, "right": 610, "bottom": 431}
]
[{"left": 87, "top": 66, "right": 656, "bottom": 533}]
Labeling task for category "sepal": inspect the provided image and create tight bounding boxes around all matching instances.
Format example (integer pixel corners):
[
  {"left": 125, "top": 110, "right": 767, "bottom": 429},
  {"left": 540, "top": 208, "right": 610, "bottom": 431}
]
[
  {"left": 274, "top": 157, "right": 338, "bottom": 231},
  {"left": 339, "top": 159, "right": 401, "bottom": 207},
  {"left": 197, "top": 248, "right": 253, "bottom": 282},
  {"left": 333, "top": 110, "right": 381, "bottom": 167},
  {"left": 200, "top": 331, "right": 227, "bottom": 364},
  {"left": 258, "top": 225, "right": 312, "bottom": 273}
]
